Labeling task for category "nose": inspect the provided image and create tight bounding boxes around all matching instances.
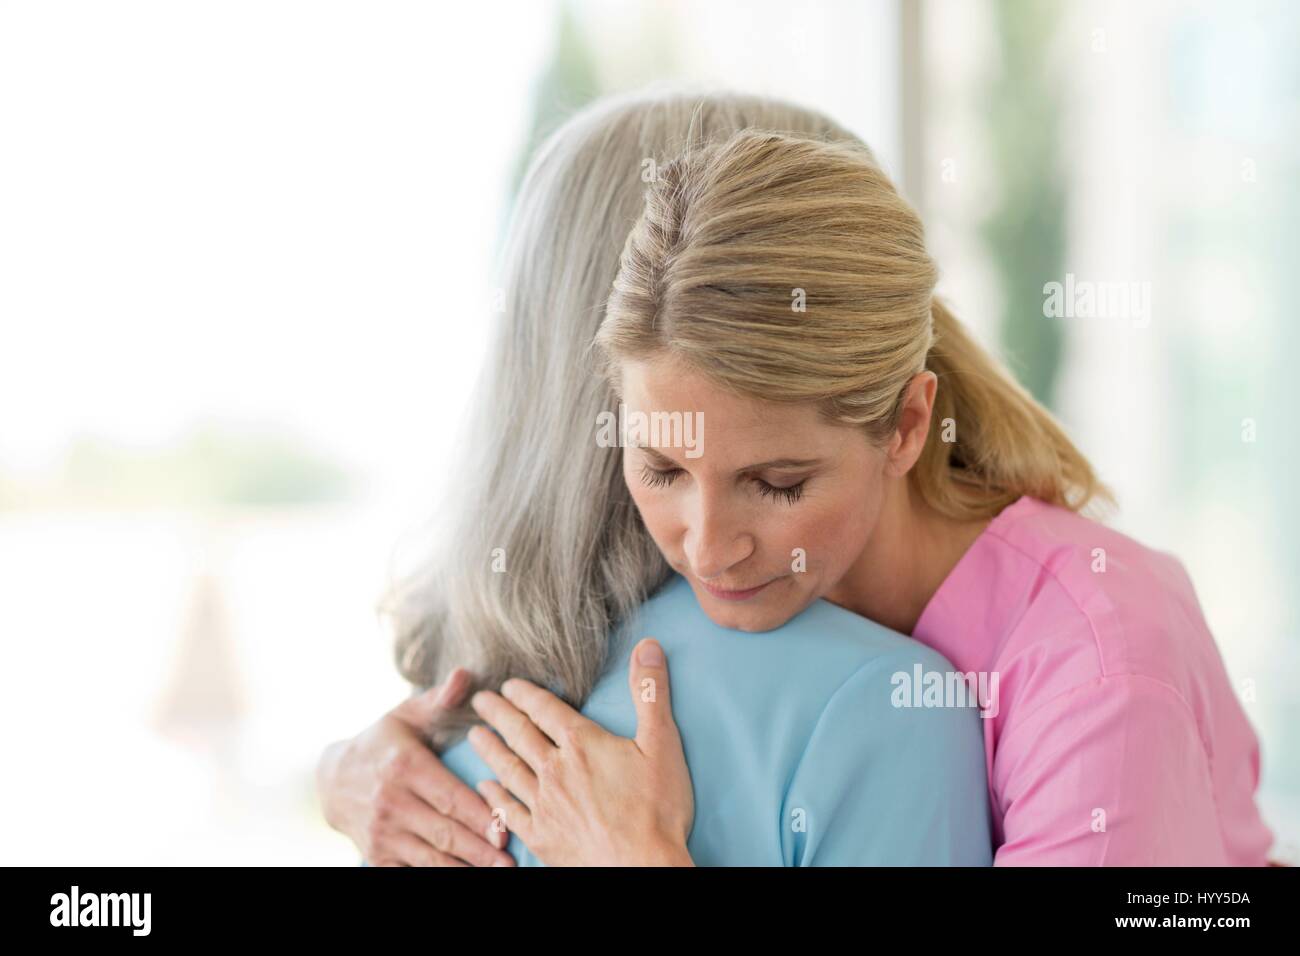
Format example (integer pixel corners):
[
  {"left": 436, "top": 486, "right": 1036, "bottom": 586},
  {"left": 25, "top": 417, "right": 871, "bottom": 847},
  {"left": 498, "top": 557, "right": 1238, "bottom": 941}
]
[{"left": 684, "top": 484, "right": 755, "bottom": 580}]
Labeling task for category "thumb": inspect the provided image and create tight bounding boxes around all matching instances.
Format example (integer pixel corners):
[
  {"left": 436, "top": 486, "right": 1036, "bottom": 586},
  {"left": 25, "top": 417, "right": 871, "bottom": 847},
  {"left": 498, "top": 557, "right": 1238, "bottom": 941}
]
[
  {"left": 627, "top": 638, "right": 680, "bottom": 756},
  {"left": 399, "top": 667, "right": 471, "bottom": 724}
]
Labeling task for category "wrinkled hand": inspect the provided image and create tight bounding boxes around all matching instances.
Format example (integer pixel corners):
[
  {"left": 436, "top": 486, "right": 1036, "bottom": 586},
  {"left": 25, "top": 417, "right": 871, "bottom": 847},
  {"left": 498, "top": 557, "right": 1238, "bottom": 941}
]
[
  {"left": 316, "top": 667, "right": 516, "bottom": 867},
  {"left": 468, "top": 638, "right": 694, "bottom": 866}
]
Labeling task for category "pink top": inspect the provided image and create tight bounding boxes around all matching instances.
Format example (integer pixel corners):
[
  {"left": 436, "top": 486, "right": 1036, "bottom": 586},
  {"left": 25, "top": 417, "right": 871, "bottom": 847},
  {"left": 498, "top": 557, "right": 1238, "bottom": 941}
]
[{"left": 912, "top": 495, "right": 1274, "bottom": 866}]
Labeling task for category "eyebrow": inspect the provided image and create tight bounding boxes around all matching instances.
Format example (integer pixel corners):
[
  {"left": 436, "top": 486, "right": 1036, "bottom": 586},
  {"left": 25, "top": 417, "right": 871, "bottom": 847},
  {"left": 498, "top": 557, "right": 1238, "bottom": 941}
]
[{"left": 634, "top": 443, "right": 823, "bottom": 473}]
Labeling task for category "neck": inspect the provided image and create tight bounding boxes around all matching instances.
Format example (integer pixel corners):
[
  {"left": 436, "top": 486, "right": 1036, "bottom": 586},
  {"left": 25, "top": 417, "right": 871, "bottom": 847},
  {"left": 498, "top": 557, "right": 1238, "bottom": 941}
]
[{"left": 824, "top": 478, "right": 991, "bottom": 636}]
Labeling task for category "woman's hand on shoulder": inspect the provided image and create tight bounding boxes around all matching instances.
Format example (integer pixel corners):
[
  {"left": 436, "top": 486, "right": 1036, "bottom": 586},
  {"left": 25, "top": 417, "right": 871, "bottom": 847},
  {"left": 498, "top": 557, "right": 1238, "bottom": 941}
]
[
  {"left": 316, "top": 667, "right": 517, "bottom": 867},
  {"left": 468, "top": 638, "right": 695, "bottom": 866}
]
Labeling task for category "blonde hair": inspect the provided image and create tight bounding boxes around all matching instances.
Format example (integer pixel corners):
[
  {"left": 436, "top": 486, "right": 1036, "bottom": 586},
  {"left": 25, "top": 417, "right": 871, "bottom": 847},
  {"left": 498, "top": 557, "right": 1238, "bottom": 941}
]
[
  {"left": 379, "top": 91, "right": 865, "bottom": 749},
  {"left": 596, "top": 130, "right": 1114, "bottom": 522}
]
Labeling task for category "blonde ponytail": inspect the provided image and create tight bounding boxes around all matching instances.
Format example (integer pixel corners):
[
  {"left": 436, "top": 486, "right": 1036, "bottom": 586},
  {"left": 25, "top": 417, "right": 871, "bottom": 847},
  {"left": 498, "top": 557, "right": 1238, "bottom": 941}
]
[{"left": 916, "top": 298, "right": 1115, "bottom": 521}]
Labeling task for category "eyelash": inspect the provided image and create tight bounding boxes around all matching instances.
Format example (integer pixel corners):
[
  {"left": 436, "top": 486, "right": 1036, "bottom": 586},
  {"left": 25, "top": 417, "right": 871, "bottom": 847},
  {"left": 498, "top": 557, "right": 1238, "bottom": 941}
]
[
  {"left": 755, "top": 479, "right": 806, "bottom": 505},
  {"left": 638, "top": 466, "right": 806, "bottom": 505}
]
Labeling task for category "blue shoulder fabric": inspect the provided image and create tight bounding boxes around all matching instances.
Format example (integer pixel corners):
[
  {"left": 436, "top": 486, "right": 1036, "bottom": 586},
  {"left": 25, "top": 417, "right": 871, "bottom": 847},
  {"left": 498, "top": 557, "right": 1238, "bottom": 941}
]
[
  {"left": 438, "top": 574, "right": 992, "bottom": 866},
  {"left": 779, "top": 647, "right": 992, "bottom": 865}
]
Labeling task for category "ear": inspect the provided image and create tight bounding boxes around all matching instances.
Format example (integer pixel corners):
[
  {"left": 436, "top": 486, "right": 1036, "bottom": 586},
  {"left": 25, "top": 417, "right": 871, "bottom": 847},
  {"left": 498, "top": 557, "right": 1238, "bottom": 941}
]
[{"left": 883, "top": 371, "right": 937, "bottom": 478}]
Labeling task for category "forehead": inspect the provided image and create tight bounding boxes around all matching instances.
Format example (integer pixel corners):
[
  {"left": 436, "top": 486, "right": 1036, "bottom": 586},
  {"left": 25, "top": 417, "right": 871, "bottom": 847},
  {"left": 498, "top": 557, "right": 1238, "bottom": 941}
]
[
  {"left": 620, "top": 356, "right": 842, "bottom": 460},
  {"left": 621, "top": 355, "right": 803, "bottom": 421}
]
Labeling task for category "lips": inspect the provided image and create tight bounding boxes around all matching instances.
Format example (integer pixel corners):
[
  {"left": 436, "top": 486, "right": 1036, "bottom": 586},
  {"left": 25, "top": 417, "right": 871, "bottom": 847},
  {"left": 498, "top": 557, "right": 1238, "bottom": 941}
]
[{"left": 698, "top": 577, "right": 775, "bottom": 601}]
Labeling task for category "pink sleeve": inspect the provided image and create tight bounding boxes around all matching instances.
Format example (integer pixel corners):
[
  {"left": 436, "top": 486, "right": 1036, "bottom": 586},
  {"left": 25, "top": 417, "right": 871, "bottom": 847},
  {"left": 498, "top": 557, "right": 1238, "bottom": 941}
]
[{"left": 992, "top": 674, "right": 1228, "bottom": 866}]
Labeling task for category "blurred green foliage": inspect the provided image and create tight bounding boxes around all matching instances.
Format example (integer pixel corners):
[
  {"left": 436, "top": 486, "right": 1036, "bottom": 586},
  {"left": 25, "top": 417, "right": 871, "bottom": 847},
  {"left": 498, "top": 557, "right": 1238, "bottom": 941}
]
[
  {"left": 980, "top": 0, "right": 1067, "bottom": 408},
  {"left": 507, "top": 1, "right": 602, "bottom": 204}
]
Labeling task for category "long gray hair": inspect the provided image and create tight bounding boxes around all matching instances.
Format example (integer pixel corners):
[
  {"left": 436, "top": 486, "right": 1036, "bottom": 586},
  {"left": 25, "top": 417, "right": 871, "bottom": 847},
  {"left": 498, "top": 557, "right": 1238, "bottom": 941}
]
[{"left": 378, "top": 89, "right": 863, "bottom": 750}]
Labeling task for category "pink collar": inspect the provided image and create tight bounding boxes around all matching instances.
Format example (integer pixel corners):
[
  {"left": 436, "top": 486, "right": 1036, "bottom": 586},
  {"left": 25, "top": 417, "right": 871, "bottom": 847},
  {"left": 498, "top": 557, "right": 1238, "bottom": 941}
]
[{"left": 910, "top": 494, "right": 1040, "bottom": 671}]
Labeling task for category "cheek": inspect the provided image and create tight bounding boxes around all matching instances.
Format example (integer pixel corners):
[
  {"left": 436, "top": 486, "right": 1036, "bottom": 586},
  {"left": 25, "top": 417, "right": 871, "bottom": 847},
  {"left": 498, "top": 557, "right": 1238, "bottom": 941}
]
[
  {"left": 769, "top": 488, "right": 874, "bottom": 576},
  {"left": 773, "top": 505, "right": 856, "bottom": 565}
]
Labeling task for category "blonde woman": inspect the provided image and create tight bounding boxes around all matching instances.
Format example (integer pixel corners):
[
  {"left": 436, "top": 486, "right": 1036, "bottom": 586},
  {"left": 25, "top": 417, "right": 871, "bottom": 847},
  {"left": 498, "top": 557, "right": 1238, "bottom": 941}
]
[
  {"left": 317, "top": 90, "right": 993, "bottom": 867},
  {"left": 456, "top": 129, "right": 1274, "bottom": 866}
]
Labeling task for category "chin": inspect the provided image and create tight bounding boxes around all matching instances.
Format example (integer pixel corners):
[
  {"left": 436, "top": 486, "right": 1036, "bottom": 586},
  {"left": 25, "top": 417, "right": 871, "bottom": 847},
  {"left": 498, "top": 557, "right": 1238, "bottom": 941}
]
[{"left": 688, "top": 583, "right": 802, "bottom": 633}]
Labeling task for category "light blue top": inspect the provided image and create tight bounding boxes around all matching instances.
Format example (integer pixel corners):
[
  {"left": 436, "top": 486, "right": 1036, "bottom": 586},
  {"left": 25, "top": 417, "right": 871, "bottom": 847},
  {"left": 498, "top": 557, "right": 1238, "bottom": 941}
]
[{"left": 438, "top": 573, "right": 993, "bottom": 866}]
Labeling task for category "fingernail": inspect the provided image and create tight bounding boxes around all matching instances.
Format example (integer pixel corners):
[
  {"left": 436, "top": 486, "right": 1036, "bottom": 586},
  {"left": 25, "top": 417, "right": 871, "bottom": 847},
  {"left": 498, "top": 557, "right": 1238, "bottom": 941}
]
[
  {"left": 637, "top": 640, "right": 664, "bottom": 667},
  {"left": 493, "top": 858, "right": 512, "bottom": 867}
]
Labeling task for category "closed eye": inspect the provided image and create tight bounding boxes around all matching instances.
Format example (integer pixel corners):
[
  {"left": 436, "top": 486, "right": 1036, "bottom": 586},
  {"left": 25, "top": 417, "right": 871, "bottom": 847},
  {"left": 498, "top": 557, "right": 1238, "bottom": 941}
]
[
  {"left": 639, "top": 464, "right": 682, "bottom": 488},
  {"left": 638, "top": 464, "right": 807, "bottom": 504},
  {"left": 753, "top": 478, "right": 805, "bottom": 504}
]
